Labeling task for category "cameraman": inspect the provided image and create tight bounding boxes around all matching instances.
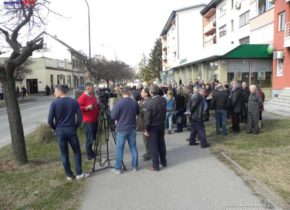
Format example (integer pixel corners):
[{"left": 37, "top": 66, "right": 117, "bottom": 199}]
[
  {"left": 78, "top": 82, "right": 99, "bottom": 160},
  {"left": 110, "top": 86, "right": 139, "bottom": 174}
]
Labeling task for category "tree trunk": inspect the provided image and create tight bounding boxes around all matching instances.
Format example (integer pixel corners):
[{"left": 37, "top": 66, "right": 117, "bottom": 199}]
[{"left": 3, "top": 75, "right": 28, "bottom": 165}]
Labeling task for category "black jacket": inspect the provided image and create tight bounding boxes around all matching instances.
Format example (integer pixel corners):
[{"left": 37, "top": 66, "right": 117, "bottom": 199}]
[
  {"left": 212, "top": 90, "right": 230, "bottom": 110},
  {"left": 189, "top": 93, "right": 203, "bottom": 122},
  {"left": 144, "top": 95, "right": 167, "bottom": 130},
  {"left": 230, "top": 87, "right": 243, "bottom": 113},
  {"left": 242, "top": 88, "right": 250, "bottom": 103},
  {"left": 176, "top": 94, "right": 185, "bottom": 110}
]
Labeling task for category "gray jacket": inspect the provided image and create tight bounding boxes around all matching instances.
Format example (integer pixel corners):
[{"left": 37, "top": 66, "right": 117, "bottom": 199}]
[{"left": 248, "top": 92, "right": 262, "bottom": 113}]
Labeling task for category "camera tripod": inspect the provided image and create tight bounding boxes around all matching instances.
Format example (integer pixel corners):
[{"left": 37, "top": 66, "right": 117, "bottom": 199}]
[{"left": 92, "top": 102, "right": 127, "bottom": 172}]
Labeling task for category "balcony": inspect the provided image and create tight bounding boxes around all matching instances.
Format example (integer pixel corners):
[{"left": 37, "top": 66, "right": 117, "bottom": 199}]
[
  {"left": 284, "top": 22, "right": 290, "bottom": 48},
  {"left": 204, "top": 21, "right": 216, "bottom": 36}
]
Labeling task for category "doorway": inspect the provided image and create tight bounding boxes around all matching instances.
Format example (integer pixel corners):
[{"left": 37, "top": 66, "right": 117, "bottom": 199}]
[{"left": 26, "top": 79, "right": 38, "bottom": 94}]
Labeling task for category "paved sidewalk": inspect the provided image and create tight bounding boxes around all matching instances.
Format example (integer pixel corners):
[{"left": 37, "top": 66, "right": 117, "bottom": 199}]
[{"left": 79, "top": 129, "right": 267, "bottom": 210}]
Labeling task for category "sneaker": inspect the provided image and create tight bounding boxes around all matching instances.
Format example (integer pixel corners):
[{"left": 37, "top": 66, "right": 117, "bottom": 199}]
[
  {"left": 76, "top": 173, "right": 90, "bottom": 180},
  {"left": 111, "top": 169, "right": 121, "bottom": 175},
  {"left": 66, "top": 176, "right": 73, "bottom": 181},
  {"left": 132, "top": 168, "right": 138, "bottom": 172},
  {"left": 168, "top": 130, "right": 172, "bottom": 134},
  {"left": 189, "top": 142, "right": 199, "bottom": 146}
]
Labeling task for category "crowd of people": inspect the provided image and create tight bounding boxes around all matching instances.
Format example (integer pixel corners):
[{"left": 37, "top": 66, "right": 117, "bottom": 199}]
[{"left": 47, "top": 79, "right": 265, "bottom": 180}]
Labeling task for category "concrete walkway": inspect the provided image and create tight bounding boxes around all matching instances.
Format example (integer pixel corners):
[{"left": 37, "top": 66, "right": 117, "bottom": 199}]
[{"left": 80, "top": 129, "right": 267, "bottom": 210}]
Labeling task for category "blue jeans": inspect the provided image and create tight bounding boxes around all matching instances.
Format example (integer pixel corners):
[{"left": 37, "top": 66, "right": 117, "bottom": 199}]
[
  {"left": 166, "top": 112, "right": 174, "bottom": 130},
  {"left": 215, "top": 110, "right": 228, "bottom": 135},
  {"left": 56, "top": 127, "right": 82, "bottom": 177},
  {"left": 115, "top": 129, "right": 138, "bottom": 170},
  {"left": 84, "top": 122, "right": 98, "bottom": 159}
]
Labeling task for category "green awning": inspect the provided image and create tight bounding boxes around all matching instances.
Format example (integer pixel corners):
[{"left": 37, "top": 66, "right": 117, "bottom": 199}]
[{"left": 223, "top": 44, "right": 272, "bottom": 59}]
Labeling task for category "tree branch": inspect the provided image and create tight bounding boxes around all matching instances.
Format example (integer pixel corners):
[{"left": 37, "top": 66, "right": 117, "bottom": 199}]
[
  {"left": 0, "top": 27, "right": 13, "bottom": 48},
  {"left": 10, "top": 37, "right": 43, "bottom": 67},
  {"left": 11, "top": 6, "right": 34, "bottom": 45}
]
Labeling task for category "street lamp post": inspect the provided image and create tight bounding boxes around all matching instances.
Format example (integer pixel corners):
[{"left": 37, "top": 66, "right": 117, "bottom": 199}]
[{"left": 84, "top": 0, "right": 91, "bottom": 59}]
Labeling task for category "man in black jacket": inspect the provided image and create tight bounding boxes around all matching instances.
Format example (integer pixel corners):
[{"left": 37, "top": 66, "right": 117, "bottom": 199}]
[
  {"left": 212, "top": 86, "right": 230, "bottom": 136},
  {"left": 188, "top": 88, "right": 210, "bottom": 148},
  {"left": 144, "top": 84, "right": 167, "bottom": 171},
  {"left": 230, "top": 81, "right": 243, "bottom": 133}
]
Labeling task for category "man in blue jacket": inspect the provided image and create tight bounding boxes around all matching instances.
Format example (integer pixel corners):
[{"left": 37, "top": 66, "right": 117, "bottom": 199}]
[
  {"left": 111, "top": 86, "right": 140, "bottom": 174},
  {"left": 48, "top": 85, "right": 89, "bottom": 181}
]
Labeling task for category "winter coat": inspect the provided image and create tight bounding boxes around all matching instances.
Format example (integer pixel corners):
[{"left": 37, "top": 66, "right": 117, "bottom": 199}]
[
  {"left": 189, "top": 92, "right": 203, "bottom": 122},
  {"left": 230, "top": 87, "right": 243, "bottom": 113},
  {"left": 248, "top": 92, "right": 263, "bottom": 113}
]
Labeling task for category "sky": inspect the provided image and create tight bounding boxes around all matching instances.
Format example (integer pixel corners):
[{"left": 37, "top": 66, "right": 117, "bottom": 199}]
[
  {"left": 44, "top": 0, "right": 210, "bottom": 67},
  {"left": 0, "top": 0, "right": 210, "bottom": 66}
]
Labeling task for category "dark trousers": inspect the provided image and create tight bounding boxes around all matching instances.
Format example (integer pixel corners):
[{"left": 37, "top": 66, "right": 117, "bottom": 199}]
[
  {"left": 247, "top": 111, "right": 259, "bottom": 133},
  {"left": 205, "top": 99, "right": 211, "bottom": 121},
  {"left": 84, "top": 122, "right": 98, "bottom": 159},
  {"left": 232, "top": 112, "right": 240, "bottom": 132},
  {"left": 149, "top": 124, "right": 167, "bottom": 170},
  {"left": 56, "top": 127, "right": 82, "bottom": 177},
  {"left": 241, "top": 103, "right": 248, "bottom": 122},
  {"left": 189, "top": 120, "right": 208, "bottom": 146},
  {"left": 0, "top": 93, "right": 3, "bottom": 100},
  {"left": 176, "top": 109, "right": 185, "bottom": 132},
  {"left": 215, "top": 109, "right": 228, "bottom": 135}
]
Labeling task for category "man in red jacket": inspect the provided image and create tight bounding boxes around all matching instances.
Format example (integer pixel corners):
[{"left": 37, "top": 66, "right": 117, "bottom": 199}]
[{"left": 78, "top": 82, "right": 99, "bottom": 160}]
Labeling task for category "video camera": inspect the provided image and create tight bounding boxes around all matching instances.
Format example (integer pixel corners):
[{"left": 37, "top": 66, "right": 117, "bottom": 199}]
[{"left": 96, "top": 88, "right": 117, "bottom": 105}]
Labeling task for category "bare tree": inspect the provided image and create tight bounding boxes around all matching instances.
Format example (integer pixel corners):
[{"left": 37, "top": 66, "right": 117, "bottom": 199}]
[
  {"left": 0, "top": 1, "right": 52, "bottom": 164},
  {"left": 87, "top": 58, "right": 135, "bottom": 86}
]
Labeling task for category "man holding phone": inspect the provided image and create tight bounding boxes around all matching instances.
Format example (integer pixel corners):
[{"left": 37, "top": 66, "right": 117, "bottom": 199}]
[{"left": 78, "top": 82, "right": 99, "bottom": 160}]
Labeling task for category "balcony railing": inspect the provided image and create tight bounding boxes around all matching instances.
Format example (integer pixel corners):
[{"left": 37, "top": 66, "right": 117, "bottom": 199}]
[
  {"left": 204, "top": 22, "right": 216, "bottom": 36},
  {"left": 284, "top": 22, "right": 290, "bottom": 48}
]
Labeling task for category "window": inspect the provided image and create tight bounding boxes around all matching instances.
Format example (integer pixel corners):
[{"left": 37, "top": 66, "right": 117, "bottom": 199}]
[
  {"left": 239, "top": 11, "right": 249, "bottom": 28},
  {"left": 239, "top": 36, "right": 250, "bottom": 44},
  {"left": 278, "top": 11, "right": 286, "bottom": 32},
  {"left": 277, "top": 60, "right": 283, "bottom": 77},
  {"left": 57, "top": 75, "right": 60, "bottom": 85},
  {"left": 258, "top": 0, "right": 273, "bottom": 15},
  {"left": 50, "top": 75, "right": 54, "bottom": 86},
  {"left": 219, "top": 25, "right": 227, "bottom": 37},
  {"left": 231, "top": 20, "right": 234, "bottom": 32},
  {"left": 219, "top": 3, "right": 227, "bottom": 17}
]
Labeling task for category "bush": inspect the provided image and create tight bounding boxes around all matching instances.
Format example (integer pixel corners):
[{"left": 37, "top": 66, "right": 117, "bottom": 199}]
[{"left": 36, "top": 124, "right": 55, "bottom": 144}]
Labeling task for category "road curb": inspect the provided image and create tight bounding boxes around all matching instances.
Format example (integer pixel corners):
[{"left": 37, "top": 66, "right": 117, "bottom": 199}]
[{"left": 220, "top": 152, "right": 289, "bottom": 210}]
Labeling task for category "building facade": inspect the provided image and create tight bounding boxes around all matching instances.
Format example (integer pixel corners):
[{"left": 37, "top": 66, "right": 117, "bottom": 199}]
[
  {"left": 160, "top": 1, "right": 274, "bottom": 98},
  {"left": 160, "top": 5, "right": 206, "bottom": 84},
  {"left": 272, "top": 0, "right": 290, "bottom": 96}
]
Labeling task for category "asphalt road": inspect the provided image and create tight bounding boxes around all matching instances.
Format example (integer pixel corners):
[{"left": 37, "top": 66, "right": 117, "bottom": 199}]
[
  {"left": 0, "top": 95, "right": 54, "bottom": 148},
  {"left": 80, "top": 131, "right": 268, "bottom": 210}
]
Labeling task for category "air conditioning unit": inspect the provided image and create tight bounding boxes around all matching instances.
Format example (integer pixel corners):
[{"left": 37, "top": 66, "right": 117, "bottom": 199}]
[
  {"left": 273, "top": 51, "right": 284, "bottom": 59},
  {"left": 235, "top": 1, "right": 241, "bottom": 9}
]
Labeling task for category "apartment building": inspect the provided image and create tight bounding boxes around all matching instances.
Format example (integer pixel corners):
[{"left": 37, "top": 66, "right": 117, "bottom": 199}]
[
  {"left": 160, "top": 5, "right": 206, "bottom": 83},
  {"left": 272, "top": 0, "right": 290, "bottom": 96}
]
